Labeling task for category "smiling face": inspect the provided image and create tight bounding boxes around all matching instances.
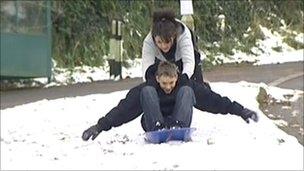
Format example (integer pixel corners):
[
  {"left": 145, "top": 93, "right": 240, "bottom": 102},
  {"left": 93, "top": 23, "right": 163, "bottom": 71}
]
[
  {"left": 154, "top": 36, "right": 174, "bottom": 53},
  {"left": 156, "top": 75, "right": 178, "bottom": 94}
]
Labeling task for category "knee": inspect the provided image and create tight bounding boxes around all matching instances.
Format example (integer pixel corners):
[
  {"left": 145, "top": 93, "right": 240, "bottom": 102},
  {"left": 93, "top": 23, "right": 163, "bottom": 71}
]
[
  {"left": 179, "top": 86, "right": 194, "bottom": 96},
  {"left": 141, "top": 86, "right": 157, "bottom": 96},
  {"left": 178, "top": 86, "right": 196, "bottom": 104}
]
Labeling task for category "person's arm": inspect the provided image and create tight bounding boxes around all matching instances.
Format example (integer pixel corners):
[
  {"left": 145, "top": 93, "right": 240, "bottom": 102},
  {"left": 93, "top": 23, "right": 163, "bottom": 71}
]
[
  {"left": 192, "top": 81, "right": 240, "bottom": 114},
  {"left": 82, "top": 84, "right": 145, "bottom": 141},
  {"left": 178, "top": 29, "right": 195, "bottom": 79},
  {"left": 142, "top": 34, "right": 156, "bottom": 81},
  {"left": 191, "top": 81, "right": 258, "bottom": 123}
]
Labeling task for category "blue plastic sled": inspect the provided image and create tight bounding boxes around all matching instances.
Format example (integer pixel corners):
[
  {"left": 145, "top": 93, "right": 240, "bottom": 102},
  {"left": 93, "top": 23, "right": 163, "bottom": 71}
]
[{"left": 144, "top": 127, "right": 196, "bottom": 144}]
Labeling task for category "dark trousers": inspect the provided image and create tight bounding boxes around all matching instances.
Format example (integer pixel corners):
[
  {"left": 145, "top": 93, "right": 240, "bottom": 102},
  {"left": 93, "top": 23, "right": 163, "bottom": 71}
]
[{"left": 140, "top": 86, "right": 196, "bottom": 132}]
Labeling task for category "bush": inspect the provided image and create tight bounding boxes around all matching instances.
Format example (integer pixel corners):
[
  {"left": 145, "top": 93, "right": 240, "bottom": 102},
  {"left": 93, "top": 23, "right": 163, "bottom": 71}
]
[
  {"left": 51, "top": 0, "right": 304, "bottom": 69},
  {"left": 283, "top": 37, "right": 304, "bottom": 50}
]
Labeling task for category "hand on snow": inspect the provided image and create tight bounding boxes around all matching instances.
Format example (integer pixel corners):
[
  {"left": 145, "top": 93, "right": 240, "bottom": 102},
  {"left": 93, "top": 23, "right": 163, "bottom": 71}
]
[
  {"left": 240, "top": 108, "right": 259, "bottom": 123},
  {"left": 82, "top": 124, "right": 102, "bottom": 141}
]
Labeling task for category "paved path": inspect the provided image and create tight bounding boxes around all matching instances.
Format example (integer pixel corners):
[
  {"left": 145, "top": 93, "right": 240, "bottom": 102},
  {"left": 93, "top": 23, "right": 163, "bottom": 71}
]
[
  {"left": 204, "top": 62, "right": 303, "bottom": 90},
  {"left": 1, "top": 62, "right": 302, "bottom": 109}
]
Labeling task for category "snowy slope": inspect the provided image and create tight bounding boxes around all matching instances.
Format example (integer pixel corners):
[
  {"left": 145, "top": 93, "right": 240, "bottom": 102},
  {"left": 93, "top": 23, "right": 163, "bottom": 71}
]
[{"left": 1, "top": 82, "right": 303, "bottom": 170}]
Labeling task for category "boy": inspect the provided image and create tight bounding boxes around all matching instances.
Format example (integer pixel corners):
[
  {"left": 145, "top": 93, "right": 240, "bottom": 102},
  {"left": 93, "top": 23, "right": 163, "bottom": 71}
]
[{"left": 82, "top": 62, "right": 258, "bottom": 141}]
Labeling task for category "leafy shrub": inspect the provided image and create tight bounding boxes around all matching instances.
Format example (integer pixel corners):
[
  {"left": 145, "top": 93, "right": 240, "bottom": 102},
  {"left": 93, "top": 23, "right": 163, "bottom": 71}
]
[{"left": 51, "top": 0, "right": 304, "bottom": 69}]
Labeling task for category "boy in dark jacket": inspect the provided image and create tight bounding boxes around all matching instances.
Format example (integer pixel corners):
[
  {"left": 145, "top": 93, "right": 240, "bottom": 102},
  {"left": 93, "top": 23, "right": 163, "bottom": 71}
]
[
  {"left": 140, "top": 61, "right": 196, "bottom": 131},
  {"left": 82, "top": 61, "right": 258, "bottom": 141}
]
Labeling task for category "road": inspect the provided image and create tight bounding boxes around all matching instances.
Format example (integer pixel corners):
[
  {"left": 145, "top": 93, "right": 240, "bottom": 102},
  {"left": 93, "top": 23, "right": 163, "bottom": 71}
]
[
  {"left": 1, "top": 61, "right": 303, "bottom": 144},
  {"left": 204, "top": 62, "right": 303, "bottom": 90},
  {"left": 1, "top": 62, "right": 302, "bottom": 109}
]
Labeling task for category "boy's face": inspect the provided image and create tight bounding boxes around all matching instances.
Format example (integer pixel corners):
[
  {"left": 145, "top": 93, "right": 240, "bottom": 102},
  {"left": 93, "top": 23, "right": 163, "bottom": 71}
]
[{"left": 156, "top": 75, "right": 178, "bottom": 94}]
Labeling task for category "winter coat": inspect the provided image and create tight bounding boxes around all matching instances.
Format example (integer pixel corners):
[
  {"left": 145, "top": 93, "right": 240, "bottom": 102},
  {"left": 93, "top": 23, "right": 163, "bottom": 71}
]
[{"left": 142, "top": 20, "right": 195, "bottom": 81}]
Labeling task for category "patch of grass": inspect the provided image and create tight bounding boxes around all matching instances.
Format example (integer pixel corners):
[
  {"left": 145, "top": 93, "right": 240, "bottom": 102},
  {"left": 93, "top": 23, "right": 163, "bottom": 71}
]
[
  {"left": 272, "top": 46, "right": 283, "bottom": 52},
  {"left": 283, "top": 37, "right": 304, "bottom": 50},
  {"left": 238, "top": 22, "right": 265, "bottom": 55},
  {"left": 219, "top": 39, "right": 235, "bottom": 56},
  {"left": 256, "top": 87, "right": 270, "bottom": 108},
  {"left": 202, "top": 56, "right": 215, "bottom": 71}
]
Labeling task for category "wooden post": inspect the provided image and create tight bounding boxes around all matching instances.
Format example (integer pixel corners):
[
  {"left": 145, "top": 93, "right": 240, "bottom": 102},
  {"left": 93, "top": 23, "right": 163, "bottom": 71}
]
[
  {"left": 108, "top": 19, "right": 123, "bottom": 80},
  {"left": 180, "top": 0, "right": 194, "bottom": 31}
]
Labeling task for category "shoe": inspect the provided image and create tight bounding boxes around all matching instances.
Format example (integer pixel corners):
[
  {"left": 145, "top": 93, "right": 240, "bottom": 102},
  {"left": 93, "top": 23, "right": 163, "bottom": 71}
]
[
  {"left": 153, "top": 121, "right": 166, "bottom": 131},
  {"left": 169, "top": 120, "right": 183, "bottom": 130},
  {"left": 170, "top": 126, "right": 181, "bottom": 130}
]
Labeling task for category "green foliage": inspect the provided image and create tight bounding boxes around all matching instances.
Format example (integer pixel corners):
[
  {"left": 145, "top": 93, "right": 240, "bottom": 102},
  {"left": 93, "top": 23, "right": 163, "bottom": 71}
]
[
  {"left": 52, "top": 0, "right": 110, "bottom": 68},
  {"left": 122, "top": 1, "right": 152, "bottom": 60},
  {"left": 51, "top": 0, "right": 304, "bottom": 68},
  {"left": 237, "top": 22, "right": 265, "bottom": 55},
  {"left": 272, "top": 46, "right": 283, "bottom": 52},
  {"left": 219, "top": 39, "right": 236, "bottom": 56},
  {"left": 283, "top": 37, "right": 304, "bottom": 50}
]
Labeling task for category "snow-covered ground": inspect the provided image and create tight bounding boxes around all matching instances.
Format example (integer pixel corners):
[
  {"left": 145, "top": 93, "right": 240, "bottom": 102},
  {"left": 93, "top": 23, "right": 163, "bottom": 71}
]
[
  {"left": 213, "top": 26, "right": 304, "bottom": 66},
  {"left": 1, "top": 25, "right": 303, "bottom": 170},
  {"left": 1, "top": 82, "right": 303, "bottom": 170}
]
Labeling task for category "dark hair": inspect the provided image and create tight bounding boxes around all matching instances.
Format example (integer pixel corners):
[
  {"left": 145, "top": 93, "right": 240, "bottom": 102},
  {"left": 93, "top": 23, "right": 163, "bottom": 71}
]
[
  {"left": 152, "top": 9, "right": 178, "bottom": 43},
  {"left": 156, "top": 61, "right": 178, "bottom": 78}
]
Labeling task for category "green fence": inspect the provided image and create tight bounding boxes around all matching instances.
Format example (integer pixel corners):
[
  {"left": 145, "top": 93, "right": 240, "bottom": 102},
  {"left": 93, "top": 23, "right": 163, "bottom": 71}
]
[{"left": 0, "top": 1, "right": 52, "bottom": 80}]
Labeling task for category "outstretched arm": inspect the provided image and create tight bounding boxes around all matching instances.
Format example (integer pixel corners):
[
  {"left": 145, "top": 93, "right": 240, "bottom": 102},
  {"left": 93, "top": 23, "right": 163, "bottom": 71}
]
[
  {"left": 82, "top": 84, "right": 145, "bottom": 141},
  {"left": 191, "top": 81, "right": 258, "bottom": 123}
]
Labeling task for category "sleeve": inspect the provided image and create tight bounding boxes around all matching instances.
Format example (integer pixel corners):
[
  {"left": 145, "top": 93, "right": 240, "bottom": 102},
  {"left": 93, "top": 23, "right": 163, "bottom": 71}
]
[
  {"left": 97, "top": 84, "right": 145, "bottom": 131},
  {"left": 191, "top": 81, "right": 244, "bottom": 115},
  {"left": 179, "top": 31, "right": 195, "bottom": 79},
  {"left": 145, "top": 63, "right": 158, "bottom": 81},
  {"left": 142, "top": 35, "right": 156, "bottom": 82}
]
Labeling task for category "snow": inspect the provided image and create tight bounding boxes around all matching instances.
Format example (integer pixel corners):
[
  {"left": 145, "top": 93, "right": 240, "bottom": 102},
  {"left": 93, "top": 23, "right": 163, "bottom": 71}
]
[
  {"left": 1, "top": 25, "right": 303, "bottom": 170},
  {"left": 1, "top": 82, "right": 303, "bottom": 170},
  {"left": 43, "top": 59, "right": 142, "bottom": 88},
  {"left": 213, "top": 25, "right": 304, "bottom": 66}
]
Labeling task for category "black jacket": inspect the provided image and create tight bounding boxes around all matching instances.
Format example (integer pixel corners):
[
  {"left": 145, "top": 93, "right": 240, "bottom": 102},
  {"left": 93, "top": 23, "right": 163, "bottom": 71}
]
[
  {"left": 156, "top": 77, "right": 187, "bottom": 116},
  {"left": 96, "top": 79, "right": 245, "bottom": 132}
]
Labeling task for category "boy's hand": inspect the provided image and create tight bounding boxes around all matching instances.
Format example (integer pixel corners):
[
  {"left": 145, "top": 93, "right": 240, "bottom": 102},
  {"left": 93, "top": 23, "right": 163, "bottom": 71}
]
[
  {"left": 240, "top": 108, "right": 259, "bottom": 123},
  {"left": 82, "top": 125, "right": 102, "bottom": 141}
]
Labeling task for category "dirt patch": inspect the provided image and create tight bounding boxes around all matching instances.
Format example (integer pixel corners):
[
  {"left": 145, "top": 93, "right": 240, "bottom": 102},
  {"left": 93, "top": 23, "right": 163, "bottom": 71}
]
[{"left": 258, "top": 87, "right": 304, "bottom": 145}]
